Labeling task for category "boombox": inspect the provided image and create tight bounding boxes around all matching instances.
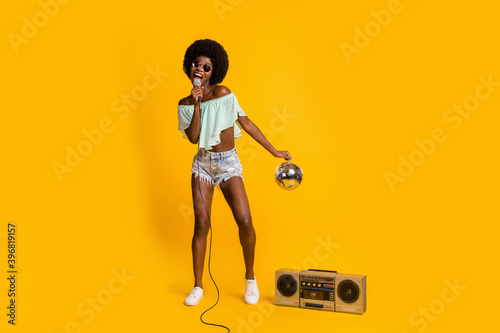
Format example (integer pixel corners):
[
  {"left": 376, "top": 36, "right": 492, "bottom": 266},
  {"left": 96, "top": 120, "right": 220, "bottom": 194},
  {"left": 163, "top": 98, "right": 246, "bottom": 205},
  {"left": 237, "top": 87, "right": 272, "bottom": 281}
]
[{"left": 275, "top": 269, "right": 366, "bottom": 314}]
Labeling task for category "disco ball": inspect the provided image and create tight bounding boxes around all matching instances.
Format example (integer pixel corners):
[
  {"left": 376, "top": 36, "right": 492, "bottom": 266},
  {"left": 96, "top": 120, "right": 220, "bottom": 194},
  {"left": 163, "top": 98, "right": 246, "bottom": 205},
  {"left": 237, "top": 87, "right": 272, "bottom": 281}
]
[{"left": 275, "top": 161, "right": 303, "bottom": 190}]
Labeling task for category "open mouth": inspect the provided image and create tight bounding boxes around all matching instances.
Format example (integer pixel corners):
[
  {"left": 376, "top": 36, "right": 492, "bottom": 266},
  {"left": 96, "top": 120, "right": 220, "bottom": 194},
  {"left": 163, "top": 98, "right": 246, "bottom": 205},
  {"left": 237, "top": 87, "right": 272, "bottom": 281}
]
[{"left": 193, "top": 73, "right": 203, "bottom": 80}]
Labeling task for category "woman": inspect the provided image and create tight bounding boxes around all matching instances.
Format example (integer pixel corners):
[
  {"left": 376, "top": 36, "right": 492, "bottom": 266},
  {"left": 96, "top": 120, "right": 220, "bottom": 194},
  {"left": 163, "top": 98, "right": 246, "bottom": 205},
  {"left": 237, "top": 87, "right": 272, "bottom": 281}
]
[{"left": 177, "top": 39, "right": 292, "bottom": 306}]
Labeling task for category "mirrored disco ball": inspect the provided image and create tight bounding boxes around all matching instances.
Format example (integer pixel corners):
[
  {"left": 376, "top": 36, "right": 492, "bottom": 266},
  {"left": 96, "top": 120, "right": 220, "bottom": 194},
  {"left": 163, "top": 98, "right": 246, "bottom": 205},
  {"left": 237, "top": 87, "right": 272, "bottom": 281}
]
[{"left": 275, "top": 161, "right": 303, "bottom": 190}]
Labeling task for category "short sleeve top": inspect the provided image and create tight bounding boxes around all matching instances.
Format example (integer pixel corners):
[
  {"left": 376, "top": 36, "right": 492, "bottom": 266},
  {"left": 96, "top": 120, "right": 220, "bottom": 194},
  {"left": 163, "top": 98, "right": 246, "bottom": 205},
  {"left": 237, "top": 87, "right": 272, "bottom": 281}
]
[{"left": 177, "top": 92, "right": 247, "bottom": 150}]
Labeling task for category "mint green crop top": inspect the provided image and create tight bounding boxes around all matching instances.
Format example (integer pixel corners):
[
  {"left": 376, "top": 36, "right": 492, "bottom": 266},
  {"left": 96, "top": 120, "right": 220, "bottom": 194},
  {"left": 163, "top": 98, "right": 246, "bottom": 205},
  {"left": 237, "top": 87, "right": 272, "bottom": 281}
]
[{"left": 177, "top": 92, "right": 247, "bottom": 150}]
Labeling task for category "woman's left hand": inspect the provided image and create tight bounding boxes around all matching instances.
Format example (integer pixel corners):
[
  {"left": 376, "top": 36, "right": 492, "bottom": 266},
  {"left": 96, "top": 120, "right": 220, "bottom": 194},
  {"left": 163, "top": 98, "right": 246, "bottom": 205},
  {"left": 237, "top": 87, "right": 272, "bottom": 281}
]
[{"left": 273, "top": 150, "right": 293, "bottom": 160}]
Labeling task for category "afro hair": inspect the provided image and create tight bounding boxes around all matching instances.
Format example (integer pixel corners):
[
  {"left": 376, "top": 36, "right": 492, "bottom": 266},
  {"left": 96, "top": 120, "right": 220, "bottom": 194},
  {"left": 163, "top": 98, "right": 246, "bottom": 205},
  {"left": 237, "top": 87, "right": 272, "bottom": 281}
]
[{"left": 183, "top": 39, "right": 229, "bottom": 85}]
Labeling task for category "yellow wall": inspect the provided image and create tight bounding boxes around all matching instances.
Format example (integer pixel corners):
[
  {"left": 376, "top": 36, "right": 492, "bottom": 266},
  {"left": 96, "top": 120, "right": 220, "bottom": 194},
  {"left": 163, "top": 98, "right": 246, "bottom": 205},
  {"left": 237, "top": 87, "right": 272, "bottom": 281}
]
[{"left": 2, "top": 0, "right": 499, "bottom": 332}]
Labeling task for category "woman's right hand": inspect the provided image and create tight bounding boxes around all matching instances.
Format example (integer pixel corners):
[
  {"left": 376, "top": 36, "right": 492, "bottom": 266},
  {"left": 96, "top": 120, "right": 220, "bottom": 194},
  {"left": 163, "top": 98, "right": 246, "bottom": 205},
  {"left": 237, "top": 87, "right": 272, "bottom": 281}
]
[{"left": 191, "top": 85, "right": 204, "bottom": 106}]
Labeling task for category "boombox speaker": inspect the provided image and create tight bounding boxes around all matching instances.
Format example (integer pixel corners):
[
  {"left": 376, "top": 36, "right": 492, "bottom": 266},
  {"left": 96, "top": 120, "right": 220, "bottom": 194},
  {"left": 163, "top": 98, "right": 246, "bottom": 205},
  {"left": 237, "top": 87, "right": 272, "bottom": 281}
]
[
  {"left": 335, "top": 273, "right": 366, "bottom": 314},
  {"left": 275, "top": 269, "right": 301, "bottom": 307}
]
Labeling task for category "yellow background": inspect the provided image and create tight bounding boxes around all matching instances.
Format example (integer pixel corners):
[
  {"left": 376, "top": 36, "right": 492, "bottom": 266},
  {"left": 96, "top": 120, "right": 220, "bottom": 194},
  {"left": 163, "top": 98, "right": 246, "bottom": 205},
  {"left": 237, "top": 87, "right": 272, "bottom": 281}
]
[{"left": 2, "top": 0, "right": 499, "bottom": 332}]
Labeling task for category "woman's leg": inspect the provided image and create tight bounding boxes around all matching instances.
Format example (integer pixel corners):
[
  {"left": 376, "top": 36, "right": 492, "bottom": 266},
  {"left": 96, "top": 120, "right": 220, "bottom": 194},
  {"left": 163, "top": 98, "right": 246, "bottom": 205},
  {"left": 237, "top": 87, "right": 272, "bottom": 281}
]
[
  {"left": 191, "top": 173, "right": 215, "bottom": 289},
  {"left": 219, "top": 176, "right": 256, "bottom": 279}
]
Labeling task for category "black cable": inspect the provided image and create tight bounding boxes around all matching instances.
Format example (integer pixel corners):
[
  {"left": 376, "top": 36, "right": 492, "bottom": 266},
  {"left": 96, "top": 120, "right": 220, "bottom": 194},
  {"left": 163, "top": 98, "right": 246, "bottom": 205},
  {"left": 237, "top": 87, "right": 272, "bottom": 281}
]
[{"left": 197, "top": 102, "right": 230, "bottom": 333}]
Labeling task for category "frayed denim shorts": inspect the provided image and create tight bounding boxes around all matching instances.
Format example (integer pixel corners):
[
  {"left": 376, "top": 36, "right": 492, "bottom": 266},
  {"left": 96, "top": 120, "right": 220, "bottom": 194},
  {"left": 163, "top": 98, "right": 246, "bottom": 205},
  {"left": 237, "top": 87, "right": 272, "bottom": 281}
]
[{"left": 192, "top": 147, "right": 244, "bottom": 187}]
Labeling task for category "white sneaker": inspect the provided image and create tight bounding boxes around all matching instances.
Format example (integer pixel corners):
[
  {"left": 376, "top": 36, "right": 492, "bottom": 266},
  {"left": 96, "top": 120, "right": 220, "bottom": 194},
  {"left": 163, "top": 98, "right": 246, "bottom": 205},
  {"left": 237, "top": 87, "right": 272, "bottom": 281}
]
[
  {"left": 244, "top": 278, "right": 259, "bottom": 305},
  {"left": 184, "top": 286, "right": 203, "bottom": 306}
]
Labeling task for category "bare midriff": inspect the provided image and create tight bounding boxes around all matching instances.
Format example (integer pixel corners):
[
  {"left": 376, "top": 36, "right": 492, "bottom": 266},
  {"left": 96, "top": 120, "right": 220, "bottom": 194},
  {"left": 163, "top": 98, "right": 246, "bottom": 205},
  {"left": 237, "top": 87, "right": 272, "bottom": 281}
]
[{"left": 208, "top": 127, "right": 235, "bottom": 152}]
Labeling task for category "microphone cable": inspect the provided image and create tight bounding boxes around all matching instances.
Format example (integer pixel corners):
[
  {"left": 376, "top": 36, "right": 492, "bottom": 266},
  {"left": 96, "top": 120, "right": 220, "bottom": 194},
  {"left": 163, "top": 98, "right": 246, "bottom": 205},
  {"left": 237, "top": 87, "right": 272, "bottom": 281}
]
[{"left": 196, "top": 101, "right": 231, "bottom": 333}]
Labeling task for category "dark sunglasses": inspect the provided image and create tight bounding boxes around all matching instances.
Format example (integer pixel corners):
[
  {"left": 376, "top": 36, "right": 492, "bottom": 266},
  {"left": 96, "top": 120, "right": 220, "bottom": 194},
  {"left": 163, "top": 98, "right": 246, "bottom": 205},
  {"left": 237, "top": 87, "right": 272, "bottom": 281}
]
[{"left": 192, "top": 60, "right": 212, "bottom": 72}]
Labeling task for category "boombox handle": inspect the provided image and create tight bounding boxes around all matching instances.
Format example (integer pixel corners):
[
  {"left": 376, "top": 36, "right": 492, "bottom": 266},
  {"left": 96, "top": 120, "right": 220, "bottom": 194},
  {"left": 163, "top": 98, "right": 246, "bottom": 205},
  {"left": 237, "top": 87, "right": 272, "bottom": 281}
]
[{"left": 306, "top": 269, "right": 338, "bottom": 274}]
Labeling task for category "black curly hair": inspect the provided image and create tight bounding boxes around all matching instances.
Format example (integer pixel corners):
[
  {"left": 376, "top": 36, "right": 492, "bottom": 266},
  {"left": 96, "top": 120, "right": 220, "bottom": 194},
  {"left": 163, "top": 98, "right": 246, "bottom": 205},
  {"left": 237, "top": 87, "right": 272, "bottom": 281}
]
[{"left": 183, "top": 39, "right": 229, "bottom": 85}]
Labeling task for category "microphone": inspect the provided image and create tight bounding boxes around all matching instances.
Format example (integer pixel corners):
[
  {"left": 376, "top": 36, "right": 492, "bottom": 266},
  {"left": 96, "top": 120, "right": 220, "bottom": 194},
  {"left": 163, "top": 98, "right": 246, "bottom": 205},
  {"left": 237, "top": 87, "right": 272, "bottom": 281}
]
[{"left": 193, "top": 79, "right": 202, "bottom": 103}]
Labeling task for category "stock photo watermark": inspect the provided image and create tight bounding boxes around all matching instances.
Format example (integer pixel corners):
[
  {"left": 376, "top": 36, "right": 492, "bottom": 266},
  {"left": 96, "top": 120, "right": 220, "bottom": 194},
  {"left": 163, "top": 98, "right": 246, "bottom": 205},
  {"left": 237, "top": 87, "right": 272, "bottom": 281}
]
[
  {"left": 50, "top": 267, "right": 135, "bottom": 333},
  {"left": 385, "top": 74, "right": 498, "bottom": 192},
  {"left": 6, "top": 222, "right": 17, "bottom": 325},
  {"left": 400, "top": 277, "right": 467, "bottom": 333},
  {"left": 213, "top": 0, "right": 244, "bottom": 21},
  {"left": 7, "top": 0, "right": 73, "bottom": 54},
  {"left": 290, "top": 235, "right": 340, "bottom": 271},
  {"left": 236, "top": 291, "right": 274, "bottom": 333},
  {"left": 51, "top": 64, "right": 168, "bottom": 182},
  {"left": 178, "top": 189, "right": 223, "bottom": 226},
  {"left": 340, "top": 0, "right": 417, "bottom": 64},
  {"left": 238, "top": 106, "right": 296, "bottom": 163},
  {"left": 235, "top": 235, "right": 339, "bottom": 333}
]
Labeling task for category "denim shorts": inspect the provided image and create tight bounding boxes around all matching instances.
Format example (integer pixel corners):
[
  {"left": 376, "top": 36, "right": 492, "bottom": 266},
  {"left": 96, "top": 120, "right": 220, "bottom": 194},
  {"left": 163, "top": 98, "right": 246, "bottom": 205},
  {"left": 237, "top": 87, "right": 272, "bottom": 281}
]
[{"left": 192, "top": 147, "right": 244, "bottom": 187}]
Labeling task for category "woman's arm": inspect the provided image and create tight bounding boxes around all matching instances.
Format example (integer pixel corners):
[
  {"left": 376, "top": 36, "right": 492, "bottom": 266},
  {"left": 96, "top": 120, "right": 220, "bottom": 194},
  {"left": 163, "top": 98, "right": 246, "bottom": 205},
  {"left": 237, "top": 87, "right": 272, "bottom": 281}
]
[
  {"left": 237, "top": 115, "right": 292, "bottom": 160},
  {"left": 183, "top": 103, "right": 201, "bottom": 144},
  {"left": 180, "top": 85, "right": 205, "bottom": 144}
]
